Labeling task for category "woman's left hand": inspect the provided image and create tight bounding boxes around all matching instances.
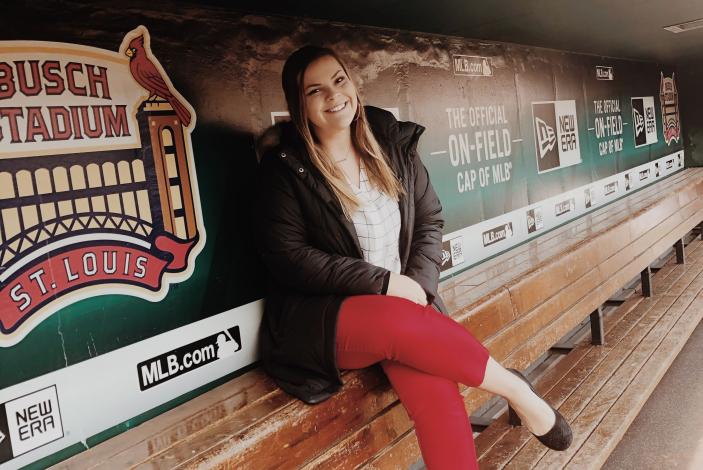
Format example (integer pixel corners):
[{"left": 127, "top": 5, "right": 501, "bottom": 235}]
[{"left": 387, "top": 272, "right": 428, "bottom": 306}]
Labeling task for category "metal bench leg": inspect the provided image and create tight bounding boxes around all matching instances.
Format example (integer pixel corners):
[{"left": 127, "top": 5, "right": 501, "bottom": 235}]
[
  {"left": 641, "top": 266, "right": 652, "bottom": 297},
  {"left": 675, "top": 239, "right": 685, "bottom": 264},
  {"left": 590, "top": 306, "right": 604, "bottom": 345}
]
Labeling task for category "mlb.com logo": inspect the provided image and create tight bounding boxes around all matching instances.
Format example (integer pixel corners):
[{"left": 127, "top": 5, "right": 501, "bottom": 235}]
[
  {"left": 0, "top": 385, "right": 64, "bottom": 465},
  {"left": 137, "top": 326, "right": 242, "bottom": 391},
  {"left": 532, "top": 100, "right": 582, "bottom": 173}
]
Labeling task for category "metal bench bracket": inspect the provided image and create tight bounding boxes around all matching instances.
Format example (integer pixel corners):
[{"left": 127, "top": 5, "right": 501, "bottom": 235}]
[
  {"left": 641, "top": 266, "right": 652, "bottom": 297},
  {"left": 675, "top": 239, "right": 685, "bottom": 264},
  {"left": 590, "top": 306, "right": 604, "bottom": 345}
]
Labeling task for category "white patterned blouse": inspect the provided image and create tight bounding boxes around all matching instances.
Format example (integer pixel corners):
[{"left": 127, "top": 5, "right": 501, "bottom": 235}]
[{"left": 347, "top": 163, "right": 402, "bottom": 274}]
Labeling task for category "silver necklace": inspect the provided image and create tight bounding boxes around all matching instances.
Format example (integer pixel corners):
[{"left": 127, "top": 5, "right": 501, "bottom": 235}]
[{"left": 334, "top": 148, "right": 353, "bottom": 163}]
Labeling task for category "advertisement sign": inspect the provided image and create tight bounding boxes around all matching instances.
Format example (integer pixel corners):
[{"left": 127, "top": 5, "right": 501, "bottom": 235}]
[
  {"left": 596, "top": 66, "right": 614, "bottom": 80},
  {"left": 0, "top": 26, "right": 206, "bottom": 348},
  {"left": 0, "top": 386, "right": 63, "bottom": 463},
  {"left": 631, "top": 96, "right": 658, "bottom": 148},
  {"left": 660, "top": 73, "right": 681, "bottom": 145},
  {"left": 452, "top": 55, "right": 493, "bottom": 77}
]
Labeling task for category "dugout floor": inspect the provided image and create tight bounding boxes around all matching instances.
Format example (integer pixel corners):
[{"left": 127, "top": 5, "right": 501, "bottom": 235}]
[{"left": 603, "top": 315, "right": 703, "bottom": 469}]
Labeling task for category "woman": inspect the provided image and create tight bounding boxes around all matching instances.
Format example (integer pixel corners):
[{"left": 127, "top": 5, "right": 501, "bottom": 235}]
[{"left": 254, "top": 45, "right": 572, "bottom": 469}]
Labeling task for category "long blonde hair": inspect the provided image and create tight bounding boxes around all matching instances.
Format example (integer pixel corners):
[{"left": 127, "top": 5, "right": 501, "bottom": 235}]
[{"left": 282, "top": 46, "right": 404, "bottom": 219}]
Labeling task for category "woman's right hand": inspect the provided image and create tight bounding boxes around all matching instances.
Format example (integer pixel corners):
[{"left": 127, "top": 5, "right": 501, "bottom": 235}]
[{"left": 386, "top": 272, "right": 428, "bottom": 305}]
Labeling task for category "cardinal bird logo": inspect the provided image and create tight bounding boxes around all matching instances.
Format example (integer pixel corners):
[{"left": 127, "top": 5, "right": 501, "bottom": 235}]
[{"left": 124, "top": 31, "right": 193, "bottom": 128}]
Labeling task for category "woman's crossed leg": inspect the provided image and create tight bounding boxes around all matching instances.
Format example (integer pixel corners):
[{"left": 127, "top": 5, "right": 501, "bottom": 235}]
[{"left": 336, "top": 295, "right": 491, "bottom": 469}]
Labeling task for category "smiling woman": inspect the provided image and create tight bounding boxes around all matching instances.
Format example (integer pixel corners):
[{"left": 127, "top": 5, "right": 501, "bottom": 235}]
[{"left": 253, "top": 45, "right": 573, "bottom": 470}]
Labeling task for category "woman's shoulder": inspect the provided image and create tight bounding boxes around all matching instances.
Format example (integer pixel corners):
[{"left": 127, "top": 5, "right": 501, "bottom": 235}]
[
  {"left": 256, "top": 121, "right": 314, "bottom": 181},
  {"left": 364, "top": 106, "right": 425, "bottom": 155},
  {"left": 257, "top": 121, "right": 298, "bottom": 161}
]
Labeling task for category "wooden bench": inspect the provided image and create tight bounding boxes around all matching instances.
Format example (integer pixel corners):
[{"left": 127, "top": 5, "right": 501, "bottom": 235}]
[
  {"left": 475, "top": 235, "right": 703, "bottom": 468},
  {"left": 55, "top": 168, "right": 703, "bottom": 469}
]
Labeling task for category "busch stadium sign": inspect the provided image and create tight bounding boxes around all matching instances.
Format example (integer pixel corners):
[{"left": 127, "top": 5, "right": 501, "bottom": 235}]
[{"left": 0, "top": 26, "right": 206, "bottom": 346}]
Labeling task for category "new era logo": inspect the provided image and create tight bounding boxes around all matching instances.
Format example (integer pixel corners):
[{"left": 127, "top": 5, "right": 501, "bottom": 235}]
[
  {"left": 535, "top": 117, "right": 557, "bottom": 159},
  {"left": 532, "top": 100, "right": 581, "bottom": 173},
  {"left": 0, "top": 385, "right": 64, "bottom": 464},
  {"left": 633, "top": 107, "right": 644, "bottom": 137},
  {"left": 440, "top": 237, "right": 465, "bottom": 271},
  {"left": 441, "top": 250, "right": 451, "bottom": 266}
]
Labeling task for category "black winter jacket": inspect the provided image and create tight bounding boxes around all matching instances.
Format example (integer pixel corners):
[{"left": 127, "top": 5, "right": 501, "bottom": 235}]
[{"left": 254, "top": 106, "right": 447, "bottom": 404}]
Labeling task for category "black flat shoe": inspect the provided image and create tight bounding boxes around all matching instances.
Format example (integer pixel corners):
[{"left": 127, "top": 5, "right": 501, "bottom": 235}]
[{"left": 506, "top": 368, "right": 573, "bottom": 451}]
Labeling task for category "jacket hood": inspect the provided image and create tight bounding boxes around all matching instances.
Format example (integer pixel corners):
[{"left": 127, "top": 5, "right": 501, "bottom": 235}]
[{"left": 364, "top": 106, "right": 426, "bottom": 156}]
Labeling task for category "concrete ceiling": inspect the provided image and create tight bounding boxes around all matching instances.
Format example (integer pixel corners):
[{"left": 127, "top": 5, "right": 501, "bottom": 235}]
[{"left": 216, "top": 0, "right": 703, "bottom": 64}]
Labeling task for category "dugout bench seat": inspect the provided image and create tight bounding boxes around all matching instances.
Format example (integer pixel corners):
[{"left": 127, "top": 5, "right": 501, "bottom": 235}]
[{"left": 55, "top": 168, "right": 703, "bottom": 469}]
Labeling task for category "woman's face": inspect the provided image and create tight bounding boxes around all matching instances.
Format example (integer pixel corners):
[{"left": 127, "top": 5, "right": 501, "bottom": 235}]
[{"left": 302, "top": 55, "right": 358, "bottom": 135}]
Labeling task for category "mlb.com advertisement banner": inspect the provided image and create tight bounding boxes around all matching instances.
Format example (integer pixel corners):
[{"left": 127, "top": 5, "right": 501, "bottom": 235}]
[
  {"left": 0, "top": 6, "right": 684, "bottom": 468},
  {"left": 0, "top": 302, "right": 261, "bottom": 469}
]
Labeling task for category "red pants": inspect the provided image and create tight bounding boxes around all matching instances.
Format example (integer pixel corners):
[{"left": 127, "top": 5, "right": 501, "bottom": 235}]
[{"left": 336, "top": 295, "right": 490, "bottom": 470}]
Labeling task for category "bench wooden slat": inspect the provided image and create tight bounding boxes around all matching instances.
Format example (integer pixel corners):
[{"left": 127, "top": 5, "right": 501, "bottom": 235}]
[
  {"left": 143, "top": 367, "right": 394, "bottom": 469},
  {"left": 362, "top": 428, "right": 422, "bottom": 469},
  {"left": 148, "top": 388, "right": 293, "bottom": 469},
  {"left": 449, "top": 288, "right": 516, "bottom": 343},
  {"left": 506, "top": 298, "right": 698, "bottom": 468},
  {"left": 441, "top": 170, "right": 697, "bottom": 322},
  {"left": 506, "top": 180, "right": 700, "bottom": 318},
  {"left": 474, "top": 292, "right": 646, "bottom": 460},
  {"left": 52, "top": 370, "right": 279, "bottom": 469},
  {"left": 147, "top": 173, "right": 703, "bottom": 470},
  {"left": 360, "top": 178, "right": 703, "bottom": 468},
  {"left": 302, "top": 401, "right": 412, "bottom": 469},
  {"left": 480, "top": 199, "right": 703, "bottom": 369}
]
